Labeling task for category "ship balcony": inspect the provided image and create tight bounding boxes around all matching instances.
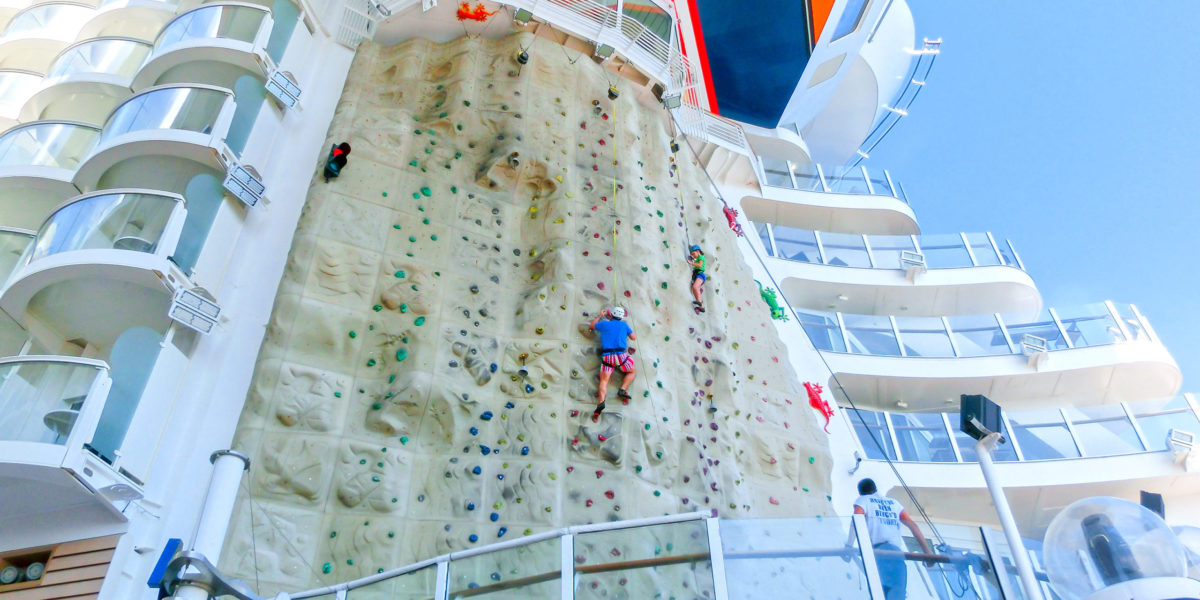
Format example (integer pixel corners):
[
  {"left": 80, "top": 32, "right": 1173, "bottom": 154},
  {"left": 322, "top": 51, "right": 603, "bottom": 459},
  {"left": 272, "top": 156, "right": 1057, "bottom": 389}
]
[
  {"left": 132, "top": 3, "right": 284, "bottom": 91},
  {"left": 844, "top": 395, "right": 1200, "bottom": 537},
  {"left": 0, "top": 69, "right": 42, "bottom": 130},
  {"left": 0, "top": 3, "right": 95, "bottom": 73},
  {"left": 21, "top": 37, "right": 152, "bottom": 124},
  {"left": 743, "top": 158, "right": 918, "bottom": 235},
  {"left": 0, "top": 356, "right": 135, "bottom": 551},
  {"left": 0, "top": 120, "right": 99, "bottom": 229},
  {"left": 757, "top": 223, "right": 1039, "bottom": 316},
  {"left": 799, "top": 302, "right": 1180, "bottom": 412},
  {"left": 77, "top": 0, "right": 180, "bottom": 42},
  {"left": 0, "top": 0, "right": 26, "bottom": 32}
]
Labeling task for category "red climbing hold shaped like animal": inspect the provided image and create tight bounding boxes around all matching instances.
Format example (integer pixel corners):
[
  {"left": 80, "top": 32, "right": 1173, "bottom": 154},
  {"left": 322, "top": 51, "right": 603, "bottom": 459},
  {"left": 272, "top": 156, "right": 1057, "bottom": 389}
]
[
  {"left": 804, "top": 381, "right": 834, "bottom": 433},
  {"left": 723, "top": 205, "right": 744, "bottom": 237},
  {"left": 456, "top": 2, "right": 495, "bottom": 21}
]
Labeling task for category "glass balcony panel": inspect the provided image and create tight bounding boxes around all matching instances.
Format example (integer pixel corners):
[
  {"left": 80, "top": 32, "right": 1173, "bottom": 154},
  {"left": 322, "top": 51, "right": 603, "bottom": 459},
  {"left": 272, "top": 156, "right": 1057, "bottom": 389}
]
[
  {"left": 997, "top": 239, "right": 1020, "bottom": 268},
  {"left": 892, "top": 413, "right": 956, "bottom": 462},
  {"left": 819, "top": 232, "right": 870, "bottom": 268},
  {"left": 964, "top": 232, "right": 1002, "bottom": 266},
  {"left": 346, "top": 564, "right": 436, "bottom": 599},
  {"left": 824, "top": 166, "right": 871, "bottom": 195},
  {"left": 1007, "top": 409, "right": 1079, "bottom": 460},
  {"left": 0, "top": 360, "right": 102, "bottom": 444},
  {"left": 0, "top": 71, "right": 40, "bottom": 110},
  {"left": 99, "top": 87, "right": 227, "bottom": 144},
  {"left": 790, "top": 161, "right": 823, "bottom": 191},
  {"left": 867, "top": 168, "right": 892, "bottom": 197},
  {"left": 918, "top": 234, "right": 972, "bottom": 268},
  {"left": 843, "top": 314, "right": 899, "bottom": 356},
  {"left": 574, "top": 520, "right": 713, "bottom": 599},
  {"left": 754, "top": 222, "right": 771, "bottom": 256},
  {"left": 0, "top": 122, "right": 99, "bottom": 169},
  {"left": 953, "top": 417, "right": 1018, "bottom": 462},
  {"left": 847, "top": 408, "right": 896, "bottom": 460},
  {"left": 48, "top": 39, "right": 152, "bottom": 80},
  {"left": 894, "top": 316, "right": 954, "bottom": 357},
  {"left": 1130, "top": 396, "right": 1200, "bottom": 451},
  {"left": 796, "top": 310, "right": 845, "bottom": 352},
  {"left": 759, "top": 156, "right": 791, "bottom": 188},
  {"left": 945, "top": 315, "right": 1008, "bottom": 357},
  {"left": 448, "top": 536, "right": 560, "bottom": 599},
  {"left": 0, "top": 229, "right": 32, "bottom": 282},
  {"left": 26, "top": 192, "right": 175, "bottom": 264},
  {"left": 1054, "top": 303, "right": 1122, "bottom": 347},
  {"left": 771, "top": 225, "right": 820, "bottom": 263},
  {"left": 865, "top": 235, "right": 914, "bottom": 269},
  {"left": 1113, "top": 303, "right": 1150, "bottom": 341},
  {"left": 1063, "top": 405, "right": 1144, "bottom": 457},
  {"left": 5, "top": 4, "right": 92, "bottom": 37},
  {"left": 1001, "top": 311, "right": 1069, "bottom": 351},
  {"left": 720, "top": 517, "right": 871, "bottom": 600},
  {"left": 155, "top": 5, "right": 266, "bottom": 49},
  {"left": 896, "top": 523, "right": 1006, "bottom": 600}
]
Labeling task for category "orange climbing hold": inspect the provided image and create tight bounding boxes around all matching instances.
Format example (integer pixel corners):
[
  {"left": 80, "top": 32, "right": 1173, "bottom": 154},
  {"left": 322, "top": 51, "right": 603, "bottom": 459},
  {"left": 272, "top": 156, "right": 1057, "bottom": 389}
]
[{"left": 455, "top": 2, "right": 495, "bottom": 21}]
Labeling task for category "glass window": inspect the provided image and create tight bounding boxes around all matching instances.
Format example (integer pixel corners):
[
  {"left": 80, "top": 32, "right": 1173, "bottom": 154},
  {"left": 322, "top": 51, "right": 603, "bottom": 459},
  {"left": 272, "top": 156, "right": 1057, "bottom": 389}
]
[
  {"left": 1007, "top": 409, "right": 1079, "bottom": 460},
  {"left": 864, "top": 235, "right": 913, "bottom": 269},
  {"left": 0, "top": 71, "right": 41, "bottom": 114},
  {"left": 797, "top": 310, "right": 845, "bottom": 352},
  {"left": 892, "top": 413, "right": 957, "bottom": 462},
  {"left": 5, "top": 4, "right": 92, "bottom": 38},
  {"left": 964, "top": 232, "right": 1002, "bottom": 266},
  {"left": 847, "top": 408, "right": 896, "bottom": 460},
  {"left": 1064, "top": 405, "right": 1143, "bottom": 457},
  {"left": 946, "top": 314, "right": 1010, "bottom": 356},
  {"left": 448, "top": 536, "right": 560, "bottom": 599},
  {"left": 1002, "top": 310, "right": 1069, "bottom": 351},
  {"left": 574, "top": 520, "right": 713, "bottom": 600},
  {"left": 0, "top": 360, "right": 103, "bottom": 444},
  {"left": 1054, "top": 303, "right": 1122, "bottom": 347},
  {"left": 918, "top": 234, "right": 972, "bottom": 268},
  {"left": 866, "top": 168, "right": 892, "bottom": 197},
  {"left": 895, "top": 316, "right": 954, "bottom": 357},
  {"left": 843, "top": 314, "right": 898, "bottom": 356},
  {"left": 997, "top": 239, "right": 1021, "bottom": 268},
  {"left": 954, "top": 416, "right": 1018, "bottom": 462},
  {"left": 772, "top": 226, "right": 820, "bottom": 263},
  {"left": 831, "top": 0, "right": 871, "bottom": 41},
  {"left": 0, "top": 123, "right": 100, "bottom": 169},
  {"left": 620, "top": 1, "right": 670, "bottom": 44},
  {"left": 819, "top": 232, "right": 870, "bottom": 267},
  {"left": 1131, "top": 396, "right": 1200, "bottom": 451}
]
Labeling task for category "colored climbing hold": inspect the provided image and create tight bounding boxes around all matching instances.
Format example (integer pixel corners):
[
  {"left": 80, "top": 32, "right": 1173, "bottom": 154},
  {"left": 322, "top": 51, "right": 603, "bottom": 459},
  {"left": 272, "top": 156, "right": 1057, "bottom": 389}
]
[
  {"left": 348, "top": 330, "right": 357, "bottom": 338},
  {"left": 366, "top": 358, "right": 376, "bottom": 367},
  {"left": 395, "top": 349, "right": 408, "bottom": 362},
  {"left": 480, "top": 411, "right": 494, "bottom": 421},
  {"left": 399, "top": 304, "right": 408, "bottom": 313},
  {"left": 395, "top": 270, "right": 406, "bottom": 278},
  {"left": 414, "top": 316, "right": 426, "bottom": 326}
]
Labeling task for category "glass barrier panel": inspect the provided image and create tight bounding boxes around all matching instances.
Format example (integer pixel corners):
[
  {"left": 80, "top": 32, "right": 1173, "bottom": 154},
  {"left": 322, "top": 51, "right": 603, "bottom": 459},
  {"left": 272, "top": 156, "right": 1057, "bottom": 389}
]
[
  {"left": 27, "top": 192, "right": 176, "bottom": 263},
  {"left": 865, "top": 234, "right": 914, "bottom": 270},
  {"left": 772, "top": 226, "right": 820, "bottom": 263},
  {"left": 847, "top": 408, "right": 897, "bottom": 460},
  {"left": 156, "top": 5, "right": 266, "bottom": 49},
  {"left": 892, "top": 413, "right": 957, "bottom": 462},
  {"left": 1130, "top": 396, "right": 1200, "bottom": 451},
  {"left": 964, "top": 233, "right": 1002, "bottom": 266},
  {"left": 759, "top": 156, "right": 791, "bottom": 188},
  {"left": 448, "top": 536, "right": 560, "bottom": 599},
  {"left": 5, "top": 4, "right": 92, "bottom": 37},
  {"left": 0, "top": 360, "right": 102, "bottom": 445},
  {"left": 48, "top": 39, "right": 152, "bottom": 80},
  {"left": 825, "top": 166, "right": 871, "bottom": 195},
  {"left": 0, "top": 229, "right": 32, "bottom": 282},
  {"left": 919, "top": 234, "right": 972, "bottom": 268},
  {"left": 619, "top": 1, "right": 670, "bottom": 45},
  {"left": 0, "top": 123, "right": 99, "bottom": 169},
  {"left": 754, "top": 222, "right": 771, "bottom": 257},
  {"left": 720, "top": 516, "right": 871, "bottom": 600},
  {"left": 790, "top": 162, "right": 823, "bottom": 191},
  {"left": 797, "top": 310, "right": 845, "bottom": 352},
  {"left": 1113, "top": 303, "right": 1150, "bottom": 342},
  {"left": 946, "top": 314, "right": 1010, "bottom": 357},
  {"left": 100, "top": 87, "right": 227, "bottom": 143},
  {"left": 982, "top": 534, "right": 1054, "bottom": 600},
  {"left": 1001, "top": 311, "right": 1069, "bottom": 351},
  {"left": 894, "top": 316, "right": 954, "bottom": 357},
  {"left": 998, "top": 239, "right": 1020, "bottom": 268},
  {"left": 1063, "top": 404, "right": 1144, "bottom": 457},
  {"left": 1054, "top": 303, "right": 1122, "bottom": 347},
  {"left": 953, "top": 416, "right": 1019, "bottom": 462},
  {"left": 820, "top": 232, "right": 870, "bottom": 268},
  {"left": 867, "top": 169, "right": 892, "bottom": 197},
  {"left": 347, "top": 564, "right": 437, "bottom": 600},
  {"left": 843, "top": 314, "right": 899, "bottom": 356},
  {"left": 1007, "top": 409, "right": 1079, "bottom": 460},
  {"left": 573, "top": 520, "right": 714, "bottom": 600},
  {"left": 897, "top": 523, "right": 1005, "bottom": 600},
  {"left": 0, "top": 71, "right": 40, "bottom": 112}
]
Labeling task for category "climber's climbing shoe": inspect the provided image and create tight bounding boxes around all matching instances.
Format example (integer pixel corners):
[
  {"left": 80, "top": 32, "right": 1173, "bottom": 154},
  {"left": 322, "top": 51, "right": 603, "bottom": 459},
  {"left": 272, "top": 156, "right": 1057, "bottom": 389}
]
[
  {"left": 617, "top": 389, "right": 631, "bottom": 405},
  {"left": 591, "top": 401, "right": 606, "bottom": 422}
]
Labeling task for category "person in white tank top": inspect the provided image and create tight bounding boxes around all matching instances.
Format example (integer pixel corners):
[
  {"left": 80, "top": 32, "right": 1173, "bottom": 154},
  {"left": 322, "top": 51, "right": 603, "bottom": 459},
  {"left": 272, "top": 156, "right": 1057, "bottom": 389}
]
[{"left": 847, "top": 478, "right": 934, "bottom": 600}]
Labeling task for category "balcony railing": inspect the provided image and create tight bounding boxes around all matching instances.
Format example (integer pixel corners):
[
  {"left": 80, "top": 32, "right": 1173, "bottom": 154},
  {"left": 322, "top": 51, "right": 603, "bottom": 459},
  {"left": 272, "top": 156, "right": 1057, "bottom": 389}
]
[
  {"left": 0, "top": 120, "right": 99, "bottom": 169},
  {"left": 97, "top": 85, "right": 229, "bottom": 145},
  {"left": 760, "top": 157, "right": 909, "bottom": 204},
  {"left": 798, "top": 301, "right": 1155, "bottom": 357},
  {"left": 45, "top": 37, "right": 152, "bottom": 81},
  {"left": 0, "top": 355, "right": 108, "bottom": 446},
  {"left": 0, "top": 225, "right": 32, "bottom": 278},
  {"left": 758, "top": 223, "right": 1024, "bottom": 270},
  {"left": 284, "top": 512, "right": 1023, "bottom": 600},
  {"left": 17, "top": 190, "right": 182, "bottom": 269},
  {"left": 0, "top": 69, "right": 40, "bottom": 115},
  {"left": 848, "top": 394, "right": 1200, "bottom": 464},
  {"left": 152, "top": 4, "right": 269, "bottom": 50},
  {"left": 2, "top": 2, "right": 92, "bottom": 39}
]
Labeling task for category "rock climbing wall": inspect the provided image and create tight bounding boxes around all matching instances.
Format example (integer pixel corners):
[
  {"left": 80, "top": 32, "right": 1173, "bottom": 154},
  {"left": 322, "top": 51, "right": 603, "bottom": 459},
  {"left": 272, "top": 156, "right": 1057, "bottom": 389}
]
[{"left": 221, "top": 32, "right": 833, "bottom": 596}]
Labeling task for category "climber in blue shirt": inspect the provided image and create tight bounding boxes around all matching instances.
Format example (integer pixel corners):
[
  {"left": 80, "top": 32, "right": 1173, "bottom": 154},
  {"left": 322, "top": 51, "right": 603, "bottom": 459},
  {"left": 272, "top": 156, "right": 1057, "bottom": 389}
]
[{"left": 589, "top": 306, "right": 636, "bottom": 422}]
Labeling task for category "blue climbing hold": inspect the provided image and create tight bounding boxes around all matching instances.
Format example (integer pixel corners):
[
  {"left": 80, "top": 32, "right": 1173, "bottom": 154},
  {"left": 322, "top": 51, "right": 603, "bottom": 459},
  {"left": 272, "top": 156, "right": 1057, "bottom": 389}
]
[
  {"left": 490, "top": 363, "right": 498, "bottom": 372},
  {"left": 524, "top": 384, "right": 534, "bottom": 393},
  {"left": 491, "top": 572, "right": 501, "bottom": 581},
  {"left": 520, "top": 446, "right": 530, "bottom": 455},
  {"left": 472, "top": 466, "right": 482, "bottom": 475},
  {"left": 497, "top": 473, "right": 505, "bottom": 480},
  {"left": 480, "top": 411, "right": 494, "bottom": 421},
  {"left": 505, "top": 401, "right": 515, "bottom": 409},
  {"left": 489, "top": 512, "right": 499, "bottom": 522},
  {"left": 466, "top": 502, "right": 476, "bottom": 511},
  {"left": 498, "top": 527, "right": 508, "bottom": 537},
  {"left": 469, "top": 534, "right": 479, "bottom": 543},
  {"left": 469, "top": 427, "right": 479, "bottom": 436},
  {"left": 480, "top": 445, "right": 491, "bottom": 455}
]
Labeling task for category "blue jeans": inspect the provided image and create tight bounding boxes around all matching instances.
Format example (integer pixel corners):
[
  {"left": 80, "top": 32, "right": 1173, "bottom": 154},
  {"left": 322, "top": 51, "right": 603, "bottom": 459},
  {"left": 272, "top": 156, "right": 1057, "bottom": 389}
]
[{"left": 874, "top": 542, "right": 908, "bottom": 600}]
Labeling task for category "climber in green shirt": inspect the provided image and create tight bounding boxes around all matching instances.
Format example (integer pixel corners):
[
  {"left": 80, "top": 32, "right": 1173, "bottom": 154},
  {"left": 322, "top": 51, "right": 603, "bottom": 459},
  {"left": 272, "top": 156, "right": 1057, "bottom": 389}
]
[{"left": 687, "top": 245, "right": 707, "bottom": 312}]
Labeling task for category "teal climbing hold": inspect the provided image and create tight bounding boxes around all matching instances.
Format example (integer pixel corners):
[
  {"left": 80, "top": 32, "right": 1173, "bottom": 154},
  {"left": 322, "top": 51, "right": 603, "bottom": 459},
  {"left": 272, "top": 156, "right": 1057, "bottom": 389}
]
[
  {"left": 414, "top": 316, "right": 426, "bottom": 326},
  {"left": 399, "top": 304, "right": 408, "bottom": 313},
  {"left": 396, "top": 348, "right": 408, "bottom": 362},
  {"left": 400, "top": 436, "right": 409, "bottom": 444},
  {"left": 408, "top": 236, "right": 417, "bottom": 242},
  {"left": 395, "top": 270, "right": 406, "bottom": 278}
]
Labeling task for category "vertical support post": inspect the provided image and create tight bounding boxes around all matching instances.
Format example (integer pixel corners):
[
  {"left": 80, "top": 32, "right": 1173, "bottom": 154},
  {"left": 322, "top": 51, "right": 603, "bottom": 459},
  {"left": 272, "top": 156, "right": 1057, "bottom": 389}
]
[
  {"left": 960, "top": 232, "right": 978, "bottom": 266},
  {"left": 1105, "top": 300, "right": 1132, "bottom": 341},
  {"left": 561, "top": 533, "right": 575, "bottom": 600},
  {"left": 942, "top": 317, "right": 961, "bottom": 357},
  {"left": 985, "top": 232, "right": 1005, "bottom": 266},
  {"left": 852, "top": 513, "right": 887, "bottom": 599},
  {"left": 884, "top": 412, "right": 902, "bottom": 460},
  {"left": 860, "top": 165, "right": 874, "bottom": 195},
  {"left": 786, "top": 160, "right": 798, "bottom": 189},
  {"left": 1048, "top": 308, "right": 1072, "bottom": 349},
  {"left": 1121, "top": 402, "right": 1150, "bottom": 452},
  {"left": 995, "top": 314, "right": 1018, "bottom": 354},
  {"left": 862, "top": 235, "right": 876, "bottom": 268},
  {"left": 814, "top": 231, "right": 827, "bottom": 264},
  {"left": 884, "top": 169, "right": 898, "bottom": 198},
  {"left": 173, "top": 450, "right": 250, "bottom": 600},
  {"left": 434, "top": 560, "right": 449, "bottom": 600},
  {"left": 705, "top": 518, "right": 729, "bottom": 600},
  {"left": 979, "top": 527, "right": 1020, "bottom": 600},
  {"left": 766, "top": 223, "right": 779, "bottom": 257},
  {"left": 942, "top": 413, "right": 963, "bottom": 462},
  {"left": 889, "top": 316, "right": 905, "bottom": 357},
  {"left": 816, "top": 164, "right": 830, "bottom": 192},
  {"left": 1059, "top": 408, "right": 1085, "bottom": 457},
  {"left": 975, "top": 433, "right": 1044, "bottom": 600}
]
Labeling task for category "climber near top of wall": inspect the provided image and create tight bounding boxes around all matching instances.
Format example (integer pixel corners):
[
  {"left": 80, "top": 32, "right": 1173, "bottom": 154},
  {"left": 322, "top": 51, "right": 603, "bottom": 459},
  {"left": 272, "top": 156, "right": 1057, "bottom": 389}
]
[
  {"left": 589, "top": 306, "right": 637, "bottom": 422},
  {"left": 687, "top": 245, "right": 707, "bottom": 313},
  {"left": 323, "top": 142, "right": 351, "bottom": 182}
]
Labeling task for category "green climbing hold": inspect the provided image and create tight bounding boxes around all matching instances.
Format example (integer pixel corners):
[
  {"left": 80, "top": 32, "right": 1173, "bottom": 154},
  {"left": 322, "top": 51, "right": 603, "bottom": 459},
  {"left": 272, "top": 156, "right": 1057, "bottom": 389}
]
[
  {"left": 408, "top": 236, "right": 417, "bottom": 242},
  {"left": 439, "top": 111, "right": 448, "bottom": 118},
  {"left": 348, "top": 331, "right": 357, "bottom": 338},
  {"left": 334, "top": 392, "right": 342, "bottom": 398},
  {"left": 420, "top": 187, "right": 431, "bottom": 197},
  {"left": 347, "top": 559, "right": 354, "bottom": 566},
  {"left": 422, "top": 218, "right": 430, "bottom": 225},
  {"left": 635, "top": 465, "right": 643, "bottom": 473},
  {"left": 395, "top": 270, "right": 406, "bottom": 278},
  {"left": 367, "top": 358, "right": 376, "bottom": 367},
  {"left": 399, "top": 304, "right": 408, "bottom": 313},
  {"left": 373, "top": 304, "right": 383, "bottom": 312},
  {"left": 641, "top": 266, "right": 648, "bottom": 272},
  {"left": 395, "top": 349, "right": 408, "bottom": 362},
  {"left": 653, "top": 490, "right": 661, "bottom": 497},
  {"left": 451, "top": 185, "right": 458, "bottom": 193},
  {"left": 330, "top": 531, "right": 337, "bottom": 538},
  {"left": 409, "top": 160, "right": 418, "bottom": 167},
  {"left": 414, "top": 129, "right": 422, "bottom": 135},
  {"left": 382, "top": 191, "right": 388, "bottom": 197},
  {"left": 400, "top": 436, "right": 409, "bottom": 444},
  {"left": 388, "top": 373, "right": 396, "bottom": 383},
  {"left": 372, "top": 402, "right": 382, "bottom": 410},
  {"left": 463, "top": 100, "right": 471, "bottom": 106},
  {"left": 645, "top": 423, "right": 651, "bottom": 430},
  {"left": 393, "top": 224, "right": 402, "bottom": 229},
  {"left": 634, "top": 225, "right": 642, "bottom": 232},
  {"left": 661, "top": 282, "right": 668, "bottom": 289},
  {"left": 414, "top": 316, "right": 426, "bottom": 326},
  {"left": 322, "top": 563, "right": 332, "bottom": 574},
  {"left": 412, "top": 192, "right": 420, "bottom": 199},
  {"left": 809, "top": 456, "right": 816, "bottom": 464},
  {"left": 431, "top": 234, "right": 438, "bottom": 241}
]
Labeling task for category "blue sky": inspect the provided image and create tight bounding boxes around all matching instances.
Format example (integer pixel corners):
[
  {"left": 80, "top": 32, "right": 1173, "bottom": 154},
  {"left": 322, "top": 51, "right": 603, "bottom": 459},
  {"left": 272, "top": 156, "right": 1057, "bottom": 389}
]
[{"left": 867, "top": 2, "right": 1200, "bottom": 389}]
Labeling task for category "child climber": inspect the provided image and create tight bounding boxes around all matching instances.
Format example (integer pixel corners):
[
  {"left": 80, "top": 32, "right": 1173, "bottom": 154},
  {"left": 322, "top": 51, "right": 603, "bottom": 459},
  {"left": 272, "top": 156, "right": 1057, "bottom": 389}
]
[
  {"left": 687, "top": 245, "right": 707, "bottom": 312},
  {"left": 589, "top": 306, "right": 637, "bottom": 422}
]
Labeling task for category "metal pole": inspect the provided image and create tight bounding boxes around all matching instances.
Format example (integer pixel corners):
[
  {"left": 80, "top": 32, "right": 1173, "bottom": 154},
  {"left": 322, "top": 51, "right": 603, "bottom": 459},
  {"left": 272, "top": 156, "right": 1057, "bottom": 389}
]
[
  {"left": 173, "top": 449, "right": 251, "bottom": 600},
  {"left": 974, "top": 433, "right": 1043, "bottom": 600}
]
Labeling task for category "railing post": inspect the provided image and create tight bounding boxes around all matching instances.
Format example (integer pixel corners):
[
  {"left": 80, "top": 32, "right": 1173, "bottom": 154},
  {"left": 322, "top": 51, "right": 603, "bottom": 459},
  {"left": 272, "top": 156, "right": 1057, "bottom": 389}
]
[
  {"left": 942, "top": 413, "right": 963, "bottom": 462},
  {"left": 786, "top": 160, "right": 798, "bottom": 189},
  {"left": 1059, "top": 408, "right": 1085, "bottom": 457},
  {"left": 889, "top": 316, "right": 905, "bottom": 357},
  {"left": 1047, "top": 308, "right": 1072, "bottom": 349},
  {"left": 883, "top": 169, "right": 898, "bottom": 198},
  {"left": 1186, "top": 393, "right": 1200, "bottom": 422},
  {"left": 766, "top": 223, "right": 779, "bottom": 257},
  {"left": 985, "top": 232, "right": 1006, "bottom": 266},
  {"left": 884, "top": 412, "right": 903, "bottom": 461},
  {"left": 1105, "top": 300, "right": 1132, "bottom": 341},
  {"left": 995, "top": 314, "right": 1018, "bottom": 354},
  {"left": 862, "top": 235, "right": 876, "bottom": 268},
  {"left": 560, "top": 533, "right": 575, "bottom": 600},
  {"left": 835, "top": 312, "right": 849, "bottom": 351},
  {"left": 851, "top": 513, "right": 887, "bottom": 600},
  {"left": 942, "top": 317, "right": 961, "bottom": 357},
  {"left": 860, "top": 165, "right": 874, "bottom": 195},
  {"left": 705, "top": 518, "right": 729, "bottom": 600},
  {"left": 1121, "top": 402, "right": 1151, "bottom": 452},
  {"left": 816, "top": 164, "right": 830, "bottom": 192},
  {"left": 960, "top": 232, "right": 978, "bottom": 266},
  {"left": 814, "top": 231, "right": 827, "bottom": 264},
  {"left": 1129, "top": 304, "right": 1160, "bottom": 343},
  {"left": 434, "top": 559, "right": 449, "bottom": 600},
  {"left": 1001, "top": 412, "right": 1026, "bottom": 461},
  {"left": 979, "top": 527, "right": 1021, "bottom": 600}
]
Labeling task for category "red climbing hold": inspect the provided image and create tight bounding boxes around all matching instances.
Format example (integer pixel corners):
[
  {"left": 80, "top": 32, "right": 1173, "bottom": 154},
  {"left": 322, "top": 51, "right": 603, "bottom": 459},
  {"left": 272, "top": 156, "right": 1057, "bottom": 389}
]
[
  {"left": 585, "top": 499, "right": 594, "bottom": 507},
  {"left": 595, "top": 470, "right": 604, "bottom": 479},
  {"left": 804, "top": 382, "right": 834, "bottom": 433},
  {"left": 598, "top": 434, "right": 608, "bottom": 442},
  {"left": 604, "top": 490, "right": 615, "bottom": 499},
  {"left": 455, "top": 2, "right": 495, "bottom": 21},
  {"left": 723, "top": 205, "right": 744, "bottom": 236}
]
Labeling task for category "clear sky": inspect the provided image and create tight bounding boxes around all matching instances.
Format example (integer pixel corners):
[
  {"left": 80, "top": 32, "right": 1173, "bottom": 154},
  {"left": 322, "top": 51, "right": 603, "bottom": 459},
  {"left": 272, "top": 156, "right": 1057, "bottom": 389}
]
[{"left": 866, "top": 2, "right": 1200, "bottom": 390}]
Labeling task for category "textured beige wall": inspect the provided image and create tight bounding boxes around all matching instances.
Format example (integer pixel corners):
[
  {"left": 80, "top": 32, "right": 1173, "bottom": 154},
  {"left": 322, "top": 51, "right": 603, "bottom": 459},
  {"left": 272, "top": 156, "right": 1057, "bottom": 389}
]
[{"left": 221, "top": 32, "right": 833, "bottom": 596}]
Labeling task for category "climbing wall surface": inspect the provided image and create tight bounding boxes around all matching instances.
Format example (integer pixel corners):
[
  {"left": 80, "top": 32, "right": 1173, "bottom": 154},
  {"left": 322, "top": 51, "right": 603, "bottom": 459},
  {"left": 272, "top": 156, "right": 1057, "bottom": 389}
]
[{"left": 221, "top": 32, "right": 833, "bottom": 596}]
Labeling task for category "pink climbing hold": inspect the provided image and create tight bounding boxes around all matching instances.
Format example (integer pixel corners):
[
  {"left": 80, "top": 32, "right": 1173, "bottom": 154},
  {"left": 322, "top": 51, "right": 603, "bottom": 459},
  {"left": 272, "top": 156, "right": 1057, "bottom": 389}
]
[
  {"left": 623, "top": 290, "right": 631, "bottom": 298},
  {"left": 567, "top": 465, "right": 575, "bottom": 472},
  {"left": 586, "top": 499, "right": 594, "bottom": 507},
  {"left": 597, "top": 282, "right": 605, "bottom": 290},
  {"left": 598, "top": 434, "right": 607, "bottom": 442},
  {"left": 769, "top": 497, "right": 780, "bottom": 505},
  {"left": 604, "top": 490, "right": 615, "bottom": 499},
  {"left": 595, "top": 470, "right": 604, "bottom": 479}
]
